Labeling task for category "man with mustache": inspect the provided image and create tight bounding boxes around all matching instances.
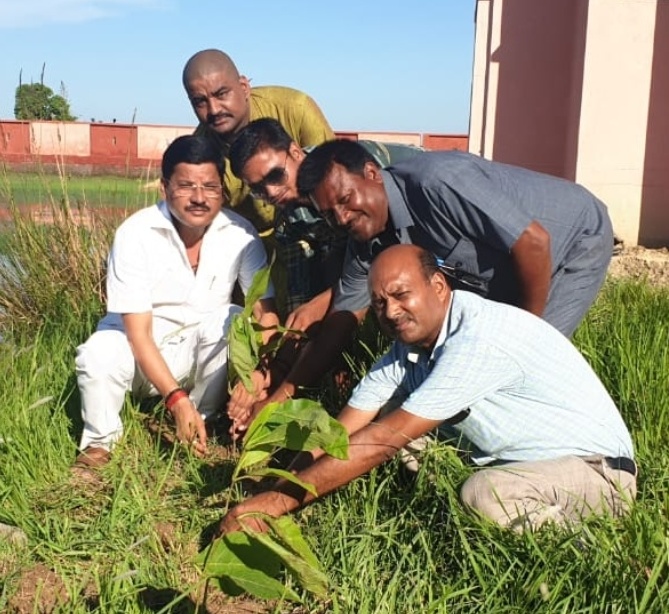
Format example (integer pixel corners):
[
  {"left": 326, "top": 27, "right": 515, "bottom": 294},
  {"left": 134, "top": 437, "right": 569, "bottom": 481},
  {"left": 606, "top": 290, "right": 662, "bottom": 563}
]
[
  {"left": 217, "top": 245, "right": 636, "bottom": 535},
  {"left": 182, "top": 49, "right": 333, "bottom": 315},
  {"left": 72, "top": 135, "right": 278, "bottom": 471}
]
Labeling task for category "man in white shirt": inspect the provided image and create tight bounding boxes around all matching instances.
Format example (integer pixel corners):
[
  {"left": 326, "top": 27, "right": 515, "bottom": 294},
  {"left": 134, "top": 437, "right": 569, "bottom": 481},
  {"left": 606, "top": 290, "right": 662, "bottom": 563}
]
[{"left": 73, "top": 135, "right": 278, "bottom": 469}]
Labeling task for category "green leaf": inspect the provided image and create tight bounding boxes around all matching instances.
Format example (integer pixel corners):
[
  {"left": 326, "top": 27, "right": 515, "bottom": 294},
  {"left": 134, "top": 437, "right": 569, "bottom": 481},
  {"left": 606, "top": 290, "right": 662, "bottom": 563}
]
[
  {"left": 228, "top": 315, "right": 259, "bottom": 392},
  {"left": 266, "top": 515, "right": 321, "bottom": 570},
  {"left": 243, "top": 399, "right": 349, "bottom": 459},
  {"left": 197, "top": 532, "right": 300, "bottom": 601},
  {"left": 248, "top": 467, "right": 318, "bottom": 496},
  {"left": 244, "top": 517, "right": 328, "bottom": 597},
  {"left": 236, "top": 446, "right": 274, "bottom": 472},
  {"left": 242, "top": 264, "right": 272, "bottom": 318}
]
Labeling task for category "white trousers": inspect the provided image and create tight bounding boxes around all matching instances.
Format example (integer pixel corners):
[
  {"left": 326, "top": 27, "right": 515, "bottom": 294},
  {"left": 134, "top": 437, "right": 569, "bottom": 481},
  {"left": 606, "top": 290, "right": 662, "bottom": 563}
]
[{"left": 75, "top": 305, "right": 240, "bottom": 451}]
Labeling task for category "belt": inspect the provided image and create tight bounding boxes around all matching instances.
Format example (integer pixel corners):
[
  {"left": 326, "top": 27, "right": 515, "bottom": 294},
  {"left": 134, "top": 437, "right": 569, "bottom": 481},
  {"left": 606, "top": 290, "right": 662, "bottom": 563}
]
[{"left": 604, "top": 456, "right": 637, "bottom": 475}]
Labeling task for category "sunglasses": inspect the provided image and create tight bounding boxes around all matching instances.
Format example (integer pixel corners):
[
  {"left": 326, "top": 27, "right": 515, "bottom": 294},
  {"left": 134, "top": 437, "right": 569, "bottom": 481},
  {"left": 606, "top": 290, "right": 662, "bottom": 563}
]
[
  {"left": 434, "top": 256, "right": 488, "bottom": 293},
  {"left": 248, "top": 151, "right": 289, "bottom": 200}
]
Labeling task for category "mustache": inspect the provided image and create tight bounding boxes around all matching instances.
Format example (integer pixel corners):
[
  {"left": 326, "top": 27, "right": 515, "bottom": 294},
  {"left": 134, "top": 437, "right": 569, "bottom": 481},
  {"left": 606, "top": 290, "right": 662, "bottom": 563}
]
[
  {"left": 380, "top": 315, "right": 409, "bottom": 335},
  {"left": 207, "top": 112, "right": 232, "bottom": 122}
]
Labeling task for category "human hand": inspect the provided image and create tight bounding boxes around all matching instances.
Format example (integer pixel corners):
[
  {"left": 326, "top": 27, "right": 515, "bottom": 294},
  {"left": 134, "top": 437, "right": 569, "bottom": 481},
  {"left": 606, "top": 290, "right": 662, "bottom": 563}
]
[
  {"left": 227, "top": 370, "right": 270, "bottom": 441},
  {"left": 216, "top": 505, "right": 269, "bottom": 538},
  {"left": 169, "top": 396, "right": 207, "bottom": 456},
  {"left": 285, "top": 290, "right": 331, "bottom": 332}
]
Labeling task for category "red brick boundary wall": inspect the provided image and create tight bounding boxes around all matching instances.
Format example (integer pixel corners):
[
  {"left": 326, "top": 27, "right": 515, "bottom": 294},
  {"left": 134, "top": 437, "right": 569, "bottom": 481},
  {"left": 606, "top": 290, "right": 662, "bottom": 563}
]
[{"left": 0, "top": 120, "right": 468, "bottom": 177}]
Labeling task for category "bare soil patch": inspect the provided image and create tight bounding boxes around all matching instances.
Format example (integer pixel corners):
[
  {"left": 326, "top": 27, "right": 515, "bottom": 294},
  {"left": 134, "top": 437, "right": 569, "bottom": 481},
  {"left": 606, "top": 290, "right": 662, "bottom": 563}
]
[
  {"left": 608, "top": 245, "right": 669, "bottom": 287},
  {"left": 8, "top": 563, "right": 69, "bottom": 614}
]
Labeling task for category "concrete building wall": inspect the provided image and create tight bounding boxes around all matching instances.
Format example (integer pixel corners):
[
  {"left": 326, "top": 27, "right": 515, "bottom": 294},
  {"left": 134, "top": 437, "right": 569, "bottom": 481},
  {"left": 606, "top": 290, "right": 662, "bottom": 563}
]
[
  {"left": 471, "top": 0, "right": 669, "bottom": 247},
  {"left": 0, "top": 120, "right": 468, "bottom": 177},
  {"left": 30, "top": 121, "right": 90, "bottom": 157},
  {"left": 0, "top": 121, "right": 30, "bottom": 155},
  {"left": 575, "top": 0, "right": 657, "bottom": 245},
  {"left": 136, "top": 125, "right": 192, "bottom": 160},
  {"left": 639, "top": 0, "right": 669, "bottom": 247}
]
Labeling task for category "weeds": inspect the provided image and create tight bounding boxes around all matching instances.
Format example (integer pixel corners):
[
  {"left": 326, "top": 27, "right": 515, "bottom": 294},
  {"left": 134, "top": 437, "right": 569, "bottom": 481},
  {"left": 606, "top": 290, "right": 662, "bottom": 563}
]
[{"left": 0, "top": 171, "right": 123, "bottom": 337}]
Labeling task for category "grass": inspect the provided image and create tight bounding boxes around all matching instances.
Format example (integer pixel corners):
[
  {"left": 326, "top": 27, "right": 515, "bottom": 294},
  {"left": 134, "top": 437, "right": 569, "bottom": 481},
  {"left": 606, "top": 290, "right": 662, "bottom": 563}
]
[
  {"left": 0, "top": 169, "right": 160, "bottom": 209},
  {"left": 1, "top": 180, "right": 669, "bottom": 612}
]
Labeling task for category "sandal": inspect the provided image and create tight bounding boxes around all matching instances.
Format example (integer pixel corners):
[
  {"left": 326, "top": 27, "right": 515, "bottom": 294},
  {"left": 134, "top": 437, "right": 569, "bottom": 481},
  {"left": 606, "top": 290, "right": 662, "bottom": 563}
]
[{"left": 73, "top": 446, "right": 111, "bottom": 469}]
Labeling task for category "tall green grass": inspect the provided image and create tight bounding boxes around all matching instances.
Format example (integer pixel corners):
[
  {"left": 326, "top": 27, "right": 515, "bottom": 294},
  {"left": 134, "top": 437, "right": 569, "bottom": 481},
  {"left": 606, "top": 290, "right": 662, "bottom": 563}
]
[{"left": 1, "top": 180, "right": 668, "bottom": 611}]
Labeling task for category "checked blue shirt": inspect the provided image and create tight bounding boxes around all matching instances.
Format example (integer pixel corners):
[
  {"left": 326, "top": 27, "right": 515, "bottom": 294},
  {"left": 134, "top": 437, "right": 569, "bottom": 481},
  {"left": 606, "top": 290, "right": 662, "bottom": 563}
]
[{"left": 348, "top": 290, "right": 633, "bottom": 466}]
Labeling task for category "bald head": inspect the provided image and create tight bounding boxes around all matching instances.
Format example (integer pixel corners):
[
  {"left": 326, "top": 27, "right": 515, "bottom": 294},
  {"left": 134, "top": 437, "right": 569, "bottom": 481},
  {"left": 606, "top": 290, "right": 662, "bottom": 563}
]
[
  {"left": 369, "top": 245, "right": 450, "bottom": 348},
  {"left": 182, "top": 49, "right": 239, "bottom": 88},
  {"left": 182, "top": 49, "right": 251, "bottom": 139},
  {"left": 371, "top": 245, "right": 443, "bottom": 286}
]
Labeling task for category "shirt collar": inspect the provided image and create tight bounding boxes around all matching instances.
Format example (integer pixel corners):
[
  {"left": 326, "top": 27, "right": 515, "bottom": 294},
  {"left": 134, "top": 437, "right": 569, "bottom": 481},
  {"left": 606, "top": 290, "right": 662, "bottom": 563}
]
[
  {"left": 381, "top": 169, "right": 413, "bottom": 231},
  {"left": 405, "top": 292, "right": 456, "bottom": 365}
]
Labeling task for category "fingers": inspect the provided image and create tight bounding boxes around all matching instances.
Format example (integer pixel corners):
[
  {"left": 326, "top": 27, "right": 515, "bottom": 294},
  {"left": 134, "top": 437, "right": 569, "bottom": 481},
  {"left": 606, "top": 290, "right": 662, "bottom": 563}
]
[
  {"left": 173, "top": 402, "right": 207, "bottom": 457},
  {"left": 194, "top": 415, "right": 207, "bottom": 453},
  {"left": 285, "top": 309, "right": 298, "bottom": 330},
  {"left": 229, "top": 414, "right": 250, "bottom": 442}
]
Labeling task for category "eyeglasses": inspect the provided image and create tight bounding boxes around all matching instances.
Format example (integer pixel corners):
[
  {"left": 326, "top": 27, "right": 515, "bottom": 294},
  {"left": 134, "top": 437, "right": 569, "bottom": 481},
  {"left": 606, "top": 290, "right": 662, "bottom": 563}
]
[
  {"left": 169, "top": 181, "right": 223, "bottom": 200},
  {"left": 248, "top": 151, "right": 289, "bottom": 200}
]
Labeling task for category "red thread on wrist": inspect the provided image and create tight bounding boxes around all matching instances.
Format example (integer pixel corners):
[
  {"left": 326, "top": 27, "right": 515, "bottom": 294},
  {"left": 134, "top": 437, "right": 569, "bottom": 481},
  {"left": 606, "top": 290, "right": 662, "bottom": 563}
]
[{"left": 165, "top": 388, "right": 188, "bottom": 412}]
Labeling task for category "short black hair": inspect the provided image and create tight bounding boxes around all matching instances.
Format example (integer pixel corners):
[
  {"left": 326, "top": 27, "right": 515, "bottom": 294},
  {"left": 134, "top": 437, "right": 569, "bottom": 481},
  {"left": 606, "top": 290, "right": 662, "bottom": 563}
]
[
  {"left": 417, "top": 247, "right": 446, "bottom": 284},
  {"left": 161, "top": 135, "right": 225, "bottom": 181},
  {"left": 296, "top": 139, "right": 379, "bottom": 198},
  {"left": 229, "top": 118, "right": 293, "bottom": 179}
]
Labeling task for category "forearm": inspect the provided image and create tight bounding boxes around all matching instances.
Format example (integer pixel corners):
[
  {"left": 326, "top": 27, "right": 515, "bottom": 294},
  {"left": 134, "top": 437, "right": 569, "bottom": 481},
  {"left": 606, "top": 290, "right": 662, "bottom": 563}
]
[
  {"left": 127, "top": 337, "right": 180, "bottom": 397},
  {"left": 265, "top": 310, "right": 360, "bottom": 403},
  {"left": 511, "top": 221, "right": 552, "bottom": 316},
  {"left": 233, "top": 426, "right": 399, "bottom": 519}
]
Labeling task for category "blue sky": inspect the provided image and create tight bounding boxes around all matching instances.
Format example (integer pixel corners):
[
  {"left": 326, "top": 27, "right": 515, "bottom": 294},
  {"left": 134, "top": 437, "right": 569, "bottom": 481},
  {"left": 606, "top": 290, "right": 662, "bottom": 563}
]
[{"left": 0, "top": 0, "right": 476, "bottom": 134}]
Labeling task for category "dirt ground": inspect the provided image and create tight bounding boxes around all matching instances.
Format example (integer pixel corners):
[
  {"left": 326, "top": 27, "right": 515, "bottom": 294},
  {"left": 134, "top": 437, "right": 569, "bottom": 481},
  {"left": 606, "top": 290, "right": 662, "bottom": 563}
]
[{"left": 608, "top": 244, "right": 669, "bottom": 287}]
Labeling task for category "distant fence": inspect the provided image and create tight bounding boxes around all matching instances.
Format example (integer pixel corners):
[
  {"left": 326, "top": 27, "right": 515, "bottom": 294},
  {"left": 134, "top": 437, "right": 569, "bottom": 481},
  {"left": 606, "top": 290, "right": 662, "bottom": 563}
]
[{"left": 0, "top": 120, "right": 468, "bottom": 177}]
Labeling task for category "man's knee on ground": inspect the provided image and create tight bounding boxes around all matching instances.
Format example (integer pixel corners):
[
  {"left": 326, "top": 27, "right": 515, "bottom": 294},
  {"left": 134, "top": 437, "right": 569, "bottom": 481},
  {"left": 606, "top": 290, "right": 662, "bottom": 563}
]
[
  {"left": 75, "top": 330, "right": 135, "bottom": 385},
  {"left": 459, "top": 469, "right": 526, "bottom": 527}
]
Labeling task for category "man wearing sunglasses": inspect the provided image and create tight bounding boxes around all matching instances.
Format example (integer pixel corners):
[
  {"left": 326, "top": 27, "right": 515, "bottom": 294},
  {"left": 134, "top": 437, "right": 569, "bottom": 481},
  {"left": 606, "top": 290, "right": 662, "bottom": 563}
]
[
  {"left": 223, "top": 120, "right": 423, "bottom": 435},
  {"left": 229, "top": 118, "right": 422, "bottom": 325},
  {"left": 182, "top": 49, "right": 333, "bottom": 314},
  {"left": 72, "top": 136, "right": 278, "bottom": 472}
]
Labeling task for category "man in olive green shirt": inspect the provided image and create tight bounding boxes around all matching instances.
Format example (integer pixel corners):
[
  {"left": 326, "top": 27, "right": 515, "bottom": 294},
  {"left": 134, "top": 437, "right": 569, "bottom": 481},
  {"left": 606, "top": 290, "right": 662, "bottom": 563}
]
[{"left": 182, "top": 48, "right": 333, "bottom": 234}]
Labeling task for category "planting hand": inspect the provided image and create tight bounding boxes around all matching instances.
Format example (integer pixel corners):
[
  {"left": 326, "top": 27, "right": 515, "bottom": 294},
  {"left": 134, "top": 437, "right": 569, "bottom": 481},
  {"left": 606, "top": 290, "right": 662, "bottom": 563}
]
[
  {"left": 169, "top": 396, "right": 207, "bottom": 456},
  {"left": 227, "top": 369, "right": 270, "bottom": 439},
  {"left": 216, "top": 503, "right": 270, "bottom": 537},
  {"left": 285, "top": 287, "right": 332, "bottom": 332}
]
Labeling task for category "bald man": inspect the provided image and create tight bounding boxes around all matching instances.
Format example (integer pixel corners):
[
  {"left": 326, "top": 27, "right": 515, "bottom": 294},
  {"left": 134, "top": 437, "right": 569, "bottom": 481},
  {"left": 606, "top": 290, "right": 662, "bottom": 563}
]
[
  {"left": 217, "top": 244, "right": 635, "bottom": 535},
  {"left": 182, "top": 49, "right": 333, "bottom": 234}
]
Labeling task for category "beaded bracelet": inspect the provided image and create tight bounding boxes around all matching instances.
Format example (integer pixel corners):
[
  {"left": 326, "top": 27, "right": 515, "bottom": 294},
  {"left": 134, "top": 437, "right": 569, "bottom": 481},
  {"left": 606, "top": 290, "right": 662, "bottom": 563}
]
[{"left": 164, "top": 387, "right": 189, "bottom": 412}]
